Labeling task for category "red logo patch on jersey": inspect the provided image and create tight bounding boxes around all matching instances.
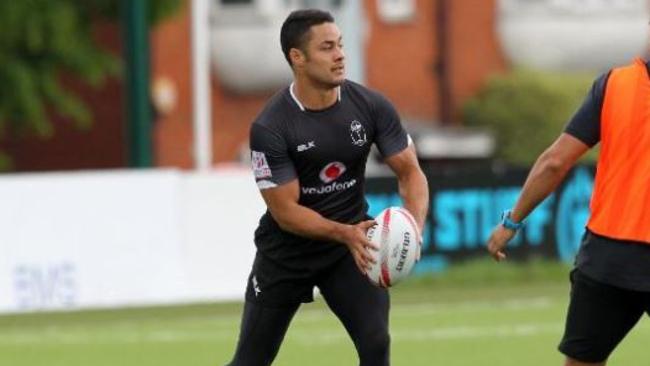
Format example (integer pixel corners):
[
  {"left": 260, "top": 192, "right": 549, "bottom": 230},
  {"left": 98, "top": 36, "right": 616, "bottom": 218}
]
[{"left": 319, "top": 162, "right": 346, "bottom": 183}]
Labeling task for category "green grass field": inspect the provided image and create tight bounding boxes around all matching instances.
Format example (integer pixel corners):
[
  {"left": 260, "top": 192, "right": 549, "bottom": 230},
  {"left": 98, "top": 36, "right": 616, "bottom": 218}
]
[{"left": 2, "top": 260, "right": 649, "bottom": 366}]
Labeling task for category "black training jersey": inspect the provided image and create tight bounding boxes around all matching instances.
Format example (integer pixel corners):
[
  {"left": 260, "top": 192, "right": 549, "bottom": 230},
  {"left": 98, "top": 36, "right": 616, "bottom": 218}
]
[{"left": 249, "top": 80, "right": 409, "bottom": 267}]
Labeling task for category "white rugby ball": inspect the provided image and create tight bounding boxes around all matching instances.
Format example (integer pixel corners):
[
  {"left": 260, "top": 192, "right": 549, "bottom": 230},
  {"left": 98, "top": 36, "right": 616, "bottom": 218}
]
[{"left": 366, "top": 207, "right": 420, "bottom": 288}]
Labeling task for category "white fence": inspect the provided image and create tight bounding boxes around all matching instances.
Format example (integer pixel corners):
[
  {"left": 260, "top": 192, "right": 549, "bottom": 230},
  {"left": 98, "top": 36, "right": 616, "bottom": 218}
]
[{"left": 0, "top": 168, "right": 263, "bottom": 313}]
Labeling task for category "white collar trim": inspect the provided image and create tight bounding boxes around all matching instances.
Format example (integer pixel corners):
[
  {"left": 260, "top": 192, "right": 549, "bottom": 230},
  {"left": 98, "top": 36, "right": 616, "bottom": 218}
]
[{"left": 289, "top": 82, "right": 341, "bottom": 112}]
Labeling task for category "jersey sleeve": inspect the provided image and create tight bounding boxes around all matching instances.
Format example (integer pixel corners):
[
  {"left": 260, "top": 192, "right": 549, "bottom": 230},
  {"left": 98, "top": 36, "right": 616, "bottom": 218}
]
[
  {"left": 563, "top": 72, "right": 609, "bottom": 147},
  {"left": 373, "top": 93, "right": 409, "bottom": 158},
  {"left": 249, "top": 123, "right": 297, "bottom": 190}
]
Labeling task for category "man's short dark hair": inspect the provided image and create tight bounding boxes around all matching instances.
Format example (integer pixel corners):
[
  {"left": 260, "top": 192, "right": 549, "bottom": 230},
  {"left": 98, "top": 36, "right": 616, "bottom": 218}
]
[{"left": 280, "top": 9, "right": 335, "bottom": 66}]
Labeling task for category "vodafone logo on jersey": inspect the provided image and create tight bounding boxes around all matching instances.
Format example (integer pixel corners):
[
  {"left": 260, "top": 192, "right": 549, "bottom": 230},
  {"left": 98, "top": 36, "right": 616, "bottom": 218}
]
[
  {"left": 302, "top": 162, "right": 355, "bottom": 195},
  {"left": 319, "top": 162, "right": 346, "bottom": 183}
]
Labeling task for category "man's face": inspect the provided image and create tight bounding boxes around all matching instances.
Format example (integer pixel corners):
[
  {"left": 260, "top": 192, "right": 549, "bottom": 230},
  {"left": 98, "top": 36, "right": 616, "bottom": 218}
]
[{"left": 297, "top": 22, "right": 345, "bottom": 88}]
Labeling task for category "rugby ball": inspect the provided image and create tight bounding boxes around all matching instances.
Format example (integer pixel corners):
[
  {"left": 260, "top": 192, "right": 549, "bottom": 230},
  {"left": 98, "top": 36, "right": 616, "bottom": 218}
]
[{"left": 366, "top": 207, "right": 420, "bottom": 288}]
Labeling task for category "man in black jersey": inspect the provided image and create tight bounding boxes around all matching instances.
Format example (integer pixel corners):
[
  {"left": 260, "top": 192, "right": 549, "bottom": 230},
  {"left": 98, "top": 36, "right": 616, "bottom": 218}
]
[
  {"left": 486, "top": 58, "right": 650, "bottom": 366},
  {"left": 225, "top": 8, "right": 429, "bottom": 366}
]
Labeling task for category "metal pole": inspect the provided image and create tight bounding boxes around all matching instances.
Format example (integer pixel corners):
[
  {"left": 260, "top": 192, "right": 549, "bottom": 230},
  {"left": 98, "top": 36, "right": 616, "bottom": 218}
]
[
  {"left": 121, "top": 0, "right": 153, "bottom": 167},
  {"left": 436, "top": 0, "right": 453, "bottom": 125},
  {"left": 191, "top": 0, "right": 213, "bottom": 171}
]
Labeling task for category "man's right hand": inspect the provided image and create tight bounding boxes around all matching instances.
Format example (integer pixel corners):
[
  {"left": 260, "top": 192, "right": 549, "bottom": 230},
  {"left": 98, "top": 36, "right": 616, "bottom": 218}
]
[{"left": 337, "top": 220, "right": 378, "bottom": 274}]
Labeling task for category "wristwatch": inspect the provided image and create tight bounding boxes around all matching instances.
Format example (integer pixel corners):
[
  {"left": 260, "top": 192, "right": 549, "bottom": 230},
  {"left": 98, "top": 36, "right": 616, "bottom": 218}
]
[{"left": 501, "top": 210, "right": 524, "bottom": 231}]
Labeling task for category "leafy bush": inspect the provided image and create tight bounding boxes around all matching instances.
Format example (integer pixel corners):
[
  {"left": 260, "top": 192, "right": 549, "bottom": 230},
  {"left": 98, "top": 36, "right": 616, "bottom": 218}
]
[
  {"left": 463, "top": 69, "right": 596, "bottom": 165},
  {"left": 0, "top": 0, "right": 181, "bottom": 171}
]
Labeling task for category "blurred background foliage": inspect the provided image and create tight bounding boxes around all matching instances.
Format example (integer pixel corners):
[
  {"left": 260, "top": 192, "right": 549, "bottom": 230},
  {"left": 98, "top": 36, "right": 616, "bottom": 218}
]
[
  {"left": 0, "top": 0, "right": 181, "bottom": 171},
  {"left": 463, "top": 68, "right": 598, "bottom": 166}
]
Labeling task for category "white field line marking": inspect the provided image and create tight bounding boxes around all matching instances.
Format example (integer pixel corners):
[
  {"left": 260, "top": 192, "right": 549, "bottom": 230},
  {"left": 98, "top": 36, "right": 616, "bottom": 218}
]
[
  {"left": 0, "top": 297, "right": 560, "bottom": 345},
  {"left": 0, "top": 322, "right": 566, "bottom": 345},
  {"left": 288, "top": 323, "right": 566, "bottom": 345},
  {"left": 3, "top": 297, "right": 557, "bottom": 330},
  {"left": 293, "top": 297, "right": 556, "bottom": 322},
  {"left": 4, "top": 320, "right": 650, "bottom": 346}
]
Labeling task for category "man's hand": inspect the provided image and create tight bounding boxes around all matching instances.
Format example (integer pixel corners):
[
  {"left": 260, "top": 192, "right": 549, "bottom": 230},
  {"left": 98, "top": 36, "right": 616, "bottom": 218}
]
[
  {"left": 486, "top": 225, "right": 517, "bottom": 261},
  {"left": 337, "top": 220, "right": 378, "bottom": 274}
]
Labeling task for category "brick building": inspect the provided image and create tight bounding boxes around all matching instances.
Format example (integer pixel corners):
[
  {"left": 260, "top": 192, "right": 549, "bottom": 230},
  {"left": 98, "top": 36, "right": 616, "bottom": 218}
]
[{"left": 3, "top": 0, "right": 506, "bottom": 172}]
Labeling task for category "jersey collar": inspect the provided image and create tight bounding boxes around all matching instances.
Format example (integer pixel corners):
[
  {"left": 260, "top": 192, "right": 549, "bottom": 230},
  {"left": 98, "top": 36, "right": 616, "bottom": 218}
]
[{"left": 289, "top": 82, "right": 341, "bottom": 112}]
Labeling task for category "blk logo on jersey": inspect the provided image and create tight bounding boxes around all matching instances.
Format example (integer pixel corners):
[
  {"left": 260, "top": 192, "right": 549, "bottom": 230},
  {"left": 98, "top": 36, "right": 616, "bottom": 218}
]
[
  {"left": 319, "top": 162, "right": 347, "bottom": 183},
  {"left": 350, "top": 120, "right": 367, "bottom": 147},
  {"left": 297, "top": 141, "right": 316, "bottom": 152}
]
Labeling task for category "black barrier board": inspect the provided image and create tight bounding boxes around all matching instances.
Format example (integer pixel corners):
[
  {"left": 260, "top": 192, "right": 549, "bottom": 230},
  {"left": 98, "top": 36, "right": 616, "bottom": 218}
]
[{"left": 365, "top": 165, "right": 595, "bottom": 274}]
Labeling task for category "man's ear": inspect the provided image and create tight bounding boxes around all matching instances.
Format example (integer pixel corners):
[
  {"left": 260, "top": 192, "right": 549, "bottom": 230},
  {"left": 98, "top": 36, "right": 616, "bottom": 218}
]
[{"left": 290, "top": 48, "right": 306, "bottom": 67}]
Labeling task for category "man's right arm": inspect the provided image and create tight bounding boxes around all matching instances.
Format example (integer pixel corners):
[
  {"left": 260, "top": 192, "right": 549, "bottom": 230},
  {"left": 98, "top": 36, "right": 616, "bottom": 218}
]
[
  {"left": 487, "top": 133, "right": 590, "bottom": 261},
  {"left": 259, "top": 180, "right": 377, "bottom": 273},
  {"left": 486, "top": 71, "right": 608, "bottom": 261}
]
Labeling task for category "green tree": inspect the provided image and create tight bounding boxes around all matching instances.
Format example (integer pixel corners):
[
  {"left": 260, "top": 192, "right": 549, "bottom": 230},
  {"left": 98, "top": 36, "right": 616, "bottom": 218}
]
[
  {"left": 0, "top": 0, "right": 181, "bottom": 171},
  {"left": 463, "top": 69, "right": 596, "bottom": 166}
]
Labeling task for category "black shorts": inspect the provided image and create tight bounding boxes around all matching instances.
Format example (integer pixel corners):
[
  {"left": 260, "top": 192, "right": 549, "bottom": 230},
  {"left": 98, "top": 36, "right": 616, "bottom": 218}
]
[
  {"left": 558, "top": 269, "right": 650, "bottom": 363},
  {"left": 244, "top": 249, "right": 380, "bottom": 307},
  {"left": 244, "top": 251, "right": 317, "bottom": 306}
]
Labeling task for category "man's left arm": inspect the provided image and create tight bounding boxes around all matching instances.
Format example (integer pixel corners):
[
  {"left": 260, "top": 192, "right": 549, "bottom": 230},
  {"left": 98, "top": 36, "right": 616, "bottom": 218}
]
[
  {"left": 384, "top": 144, "right": 429, "bottom": 233},
  {"left": 370, "top": 90, "right": 429, "bottom": 233}
]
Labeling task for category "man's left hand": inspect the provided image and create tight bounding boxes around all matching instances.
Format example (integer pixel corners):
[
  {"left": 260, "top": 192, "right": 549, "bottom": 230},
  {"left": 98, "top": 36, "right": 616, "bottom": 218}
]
[{"left": 486, "top": 225, "right": 516, "bottom": 262}]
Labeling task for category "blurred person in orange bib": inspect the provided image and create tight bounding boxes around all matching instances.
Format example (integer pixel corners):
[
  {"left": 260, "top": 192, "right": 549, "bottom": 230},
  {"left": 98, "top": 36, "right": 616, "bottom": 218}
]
[{"left": 487, "top": 56, "right": 650, "bottom": 366}]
